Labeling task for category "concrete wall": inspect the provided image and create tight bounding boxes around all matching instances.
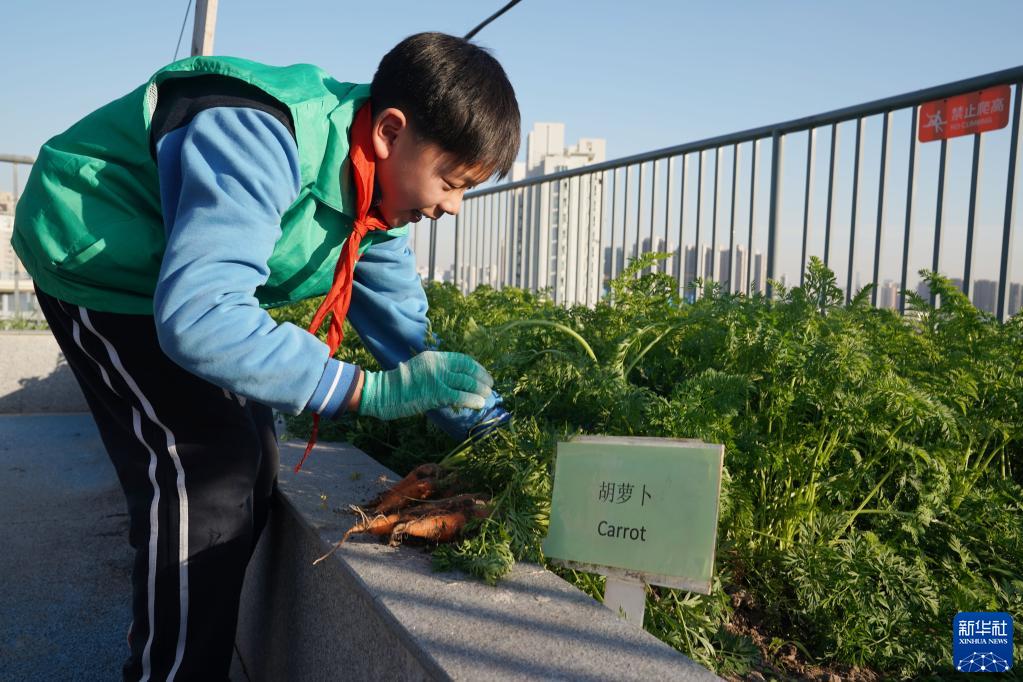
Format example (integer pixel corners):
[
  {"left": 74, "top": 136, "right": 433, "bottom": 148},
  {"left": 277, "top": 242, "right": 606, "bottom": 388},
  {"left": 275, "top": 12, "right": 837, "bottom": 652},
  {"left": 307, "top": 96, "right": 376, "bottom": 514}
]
[{"left": 0, "top": 331, "right": 88, "bottom": 413}]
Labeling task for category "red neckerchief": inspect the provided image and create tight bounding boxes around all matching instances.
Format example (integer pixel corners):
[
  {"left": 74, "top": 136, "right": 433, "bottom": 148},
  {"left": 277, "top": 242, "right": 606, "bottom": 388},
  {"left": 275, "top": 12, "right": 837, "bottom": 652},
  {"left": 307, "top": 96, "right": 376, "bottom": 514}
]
[{"left": 294, "top": 102, "right": 388, "bottom": 472}]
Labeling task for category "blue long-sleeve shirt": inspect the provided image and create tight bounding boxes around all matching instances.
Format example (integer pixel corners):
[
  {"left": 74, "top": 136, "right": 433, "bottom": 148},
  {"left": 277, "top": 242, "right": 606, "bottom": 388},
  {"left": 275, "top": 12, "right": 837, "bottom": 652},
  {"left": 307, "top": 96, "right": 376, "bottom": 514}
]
[{"left": 153, "top": 105, "right": 502, "bottom": 434}]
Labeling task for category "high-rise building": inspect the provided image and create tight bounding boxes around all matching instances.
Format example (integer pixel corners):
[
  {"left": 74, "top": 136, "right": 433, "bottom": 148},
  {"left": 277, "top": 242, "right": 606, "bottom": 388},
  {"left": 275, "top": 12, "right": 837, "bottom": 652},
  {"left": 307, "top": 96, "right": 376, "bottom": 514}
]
[
  {"left": 879, "top": 280, "right": 900, "bottom": 310},
  {"left": 506, "top": 122, "right": 606, "bottom": 306},
  {"left": 1009, "top": 282, "right": 1022, "bottom": 317},
  {"left": 751, "top": 251, "right": 766, "bottom": 295},
  {"left": 972, "top": 279, "right": 998, "bottom": 315}
]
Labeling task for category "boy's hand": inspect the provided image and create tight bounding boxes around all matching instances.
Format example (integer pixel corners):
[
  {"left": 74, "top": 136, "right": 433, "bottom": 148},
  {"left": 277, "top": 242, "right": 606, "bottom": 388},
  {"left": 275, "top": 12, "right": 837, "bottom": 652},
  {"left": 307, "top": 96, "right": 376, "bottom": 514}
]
[{"left": 357, "top": 351, "right": 493, "bottom": 421}]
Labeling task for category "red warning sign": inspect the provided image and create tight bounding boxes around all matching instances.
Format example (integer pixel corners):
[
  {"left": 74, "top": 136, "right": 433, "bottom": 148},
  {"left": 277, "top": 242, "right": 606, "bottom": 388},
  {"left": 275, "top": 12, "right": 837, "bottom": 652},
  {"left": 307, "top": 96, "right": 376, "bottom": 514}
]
[{"left": 918, "top": 85, "right": 1011, "bottom": 142}]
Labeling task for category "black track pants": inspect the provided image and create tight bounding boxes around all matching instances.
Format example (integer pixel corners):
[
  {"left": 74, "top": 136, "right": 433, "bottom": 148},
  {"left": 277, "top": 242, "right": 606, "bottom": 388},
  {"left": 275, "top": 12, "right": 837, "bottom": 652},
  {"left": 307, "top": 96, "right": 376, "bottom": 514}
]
[{"left": 36, "top": 287, "right": 279, "bottom": 681}]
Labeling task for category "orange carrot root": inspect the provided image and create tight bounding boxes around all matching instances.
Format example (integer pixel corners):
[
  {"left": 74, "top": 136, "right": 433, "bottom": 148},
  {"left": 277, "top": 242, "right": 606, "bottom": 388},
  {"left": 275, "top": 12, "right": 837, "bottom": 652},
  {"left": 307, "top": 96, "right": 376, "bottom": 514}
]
[
  {"left": 388, "top": 500, "right": 492, "bottom": 545},
  {"left": 367, "top": 463, "right": 444, "bottom": 514},
  {"left": 313, "top": 507, "right": 402, "bottom": 565}
]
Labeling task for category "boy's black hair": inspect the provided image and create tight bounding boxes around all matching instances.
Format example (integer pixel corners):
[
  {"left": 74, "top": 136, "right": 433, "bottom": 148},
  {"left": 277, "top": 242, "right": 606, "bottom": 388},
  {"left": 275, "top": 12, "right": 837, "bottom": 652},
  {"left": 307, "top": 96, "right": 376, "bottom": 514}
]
[{"left": 371, "top": 32, "right": 520, "bottom": 180}]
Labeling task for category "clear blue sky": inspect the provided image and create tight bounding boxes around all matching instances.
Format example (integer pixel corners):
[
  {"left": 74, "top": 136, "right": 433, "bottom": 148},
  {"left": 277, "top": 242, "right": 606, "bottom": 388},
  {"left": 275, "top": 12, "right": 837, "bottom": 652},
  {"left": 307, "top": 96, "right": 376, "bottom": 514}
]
[
  {"left": 3, "top": 0, "right": 1022, "bottom": 292},
  {"left": 4, "top": 0, "right": 1021, "bottom": 161}
]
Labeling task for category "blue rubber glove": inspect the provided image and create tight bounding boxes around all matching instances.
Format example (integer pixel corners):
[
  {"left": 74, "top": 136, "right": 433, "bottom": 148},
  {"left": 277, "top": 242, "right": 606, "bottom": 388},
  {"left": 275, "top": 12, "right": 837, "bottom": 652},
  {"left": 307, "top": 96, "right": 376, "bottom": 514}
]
[{"left": 428, "top": 389, "right": 512, "bottom": 442}]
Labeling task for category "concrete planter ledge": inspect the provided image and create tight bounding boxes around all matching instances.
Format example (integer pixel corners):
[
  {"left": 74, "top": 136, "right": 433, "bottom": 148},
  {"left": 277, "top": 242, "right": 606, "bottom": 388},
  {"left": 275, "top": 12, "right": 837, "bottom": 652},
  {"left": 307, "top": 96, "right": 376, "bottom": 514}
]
[{"left": 236, "top": 440, "right": 720, "bottom": 681}]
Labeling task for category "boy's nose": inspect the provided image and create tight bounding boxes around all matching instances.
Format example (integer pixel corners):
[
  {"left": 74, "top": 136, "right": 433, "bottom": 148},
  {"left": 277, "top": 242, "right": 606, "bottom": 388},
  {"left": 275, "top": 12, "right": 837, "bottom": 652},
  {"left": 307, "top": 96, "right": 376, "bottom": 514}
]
[{"left": 438, "top": 196, "right": 462, "bottom": 216}]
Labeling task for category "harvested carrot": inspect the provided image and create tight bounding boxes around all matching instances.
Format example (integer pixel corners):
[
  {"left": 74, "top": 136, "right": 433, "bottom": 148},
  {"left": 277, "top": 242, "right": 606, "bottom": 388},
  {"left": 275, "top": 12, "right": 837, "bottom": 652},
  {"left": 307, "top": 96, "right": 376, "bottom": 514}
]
[
  {"left": 399, "top": 493, "right": 486, "bottom": 513},
  {"left": 313, "top": 507, "right": 402, "bottom": 565},
  {"left": 367, "top": 462, "right": 443, "bottom": 514},
  {"left": 389, "top": 500, "right": 491, "bottom": 545}
]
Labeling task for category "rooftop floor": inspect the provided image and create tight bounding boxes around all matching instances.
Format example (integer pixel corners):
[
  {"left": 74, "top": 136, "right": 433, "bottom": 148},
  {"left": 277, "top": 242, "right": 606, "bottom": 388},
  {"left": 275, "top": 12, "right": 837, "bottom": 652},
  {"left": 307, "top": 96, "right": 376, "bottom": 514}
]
[{"left": 0, "top": 414, "right": 247, "bottom": 680}]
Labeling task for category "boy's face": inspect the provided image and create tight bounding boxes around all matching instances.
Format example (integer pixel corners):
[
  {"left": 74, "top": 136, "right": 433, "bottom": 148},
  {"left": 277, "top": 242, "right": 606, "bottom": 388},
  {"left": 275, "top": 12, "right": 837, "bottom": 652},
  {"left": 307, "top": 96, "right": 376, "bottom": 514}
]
[{"left": 371, "top": 108, "right": 487, "bottom": 228}]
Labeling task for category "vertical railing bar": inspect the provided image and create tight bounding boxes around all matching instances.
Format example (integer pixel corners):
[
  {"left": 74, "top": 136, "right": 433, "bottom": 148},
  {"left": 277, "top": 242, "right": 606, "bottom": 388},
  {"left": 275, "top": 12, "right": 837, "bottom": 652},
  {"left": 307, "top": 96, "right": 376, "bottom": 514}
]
[
  {"left": 491, "top": 192, "right": 499, "bottom": 288},
  {"left": 493, "top": 191, "right": 499, "bottom": 287},
  {"left": 522, "top": 184, "right": 532, "bottom": 289},
  {"left": 474, "top": 194, "right": 482, "bottom": 290},
  {"left": 963, "top": 133, "right": 983, "bottom": 299},
  {"left": 676, "top": 154, "right": 688, "bottom": 292},
  {"left": 824, "top": 122, "right": 839, "bottom": 267},
  {"left": 537, "top": 182, "right": 546, "bottom": 292},
  {"left": 582, "top": 175, "right": 590, "bottom": 303},
  {"left": 471, "top": 196, "right": 478, "bottom": 290},
  {"left": 552, "top": 181, "right": 560, "bottom": 305},
  {"left": 509, "top": 186, "right": 518, "bottom": 287},
  {"left": 846, "top": 117, "right": 865, "bottom": 303},
  {"left": 728, "top": 143, "right": 739, "bottom": 293},
  {"left": 871, "top": 111, "right": 891, "bottom": 307},
  {"left": 454, "top": 211, "right": 461, "bottom": 291},
  {"left": 634, "top": 163, "right": 644, "bottom": 271},
  {"left": 497, "top": 191, "right": 505, "bottom": 288},
  {"left": 518, "top": 185, "right": 526, "bottom": 288},
  {"left": 474, "top": 198, "right": 482, "bottom": 292},
  {"left": 428, "top": 218, "right": 437, "bottom": 282},
  {"left": 530, "top": 182, "right": 539, "bottom": 290},
  {"left": 710, "top": 147, "right": 721, "bottom": 283},
  {"left": 479, "top": 195, "right": 486, "bottom": 289},
  {"left": 587, "top": 173, "right": 596, "bottom": 304},
  {"left": 609, "top": 168, "right": 618, "bottom": 281},
  {"left": 581, "top": 173, "right": 589, "bottom": 300},
  {"left": 622, "top": 166, "right": 631, "bottom": 277},
  {"left": 900, "top": 106, "right": 920, "bottom": 315},
  {"left": 930, "top": 137, "right": 948, "bottom": 307},
  {"left": 663, "top": 157, "right": 673, "bottom": 274},
  {"left": 648, "top": 159, "right": 658, "bottom": 274},
  {"left": 747, "top": 140, "right": 758, "bottom": 296},
  {"left": 561, "top": 178, "right": 570, "bottom": 304},
  {"left": 997, "top": 82, "right": 1022, "bottom": 322},
  {"left": 572, "top": 175, "right": 582, "bottom": 303},
  {"left": 695, "top": 151, "right": 704, "bottom": 287},
  {"left": 596, "top": 170, "right": 607, "bottom": 304},
  {"left": 800, "top": 128, "right": 816, "bottom": 288},
  {"left": 485, "top": 193, "right": 492, "bottom": 287},
  {"left": 502, "top": 190, "right": 510, "bottom": 288},
  {"left": 463, "top": 199, "right": 469, "bottom": 292},
  {"left": 566, "top": 177, "right": 572, "bottom": 302},
  {"left": 766, "top": 131, "right": 784, "bottom": 299},
  {"left": 536, "top": 183, "right": 544, "bottom": 294},
  {"left": 494, "top": 192, "right": 500, "bottom": 287},
  {"left": 466, "top": 199, "right": 473, "bottom": 292}
]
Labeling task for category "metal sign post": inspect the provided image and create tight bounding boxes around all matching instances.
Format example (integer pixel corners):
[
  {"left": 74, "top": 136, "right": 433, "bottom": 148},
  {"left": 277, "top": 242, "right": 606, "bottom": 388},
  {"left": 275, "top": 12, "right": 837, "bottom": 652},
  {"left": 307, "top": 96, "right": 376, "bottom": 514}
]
[{"left": 603, "top": 575, "right": 646, "bottom": 626}]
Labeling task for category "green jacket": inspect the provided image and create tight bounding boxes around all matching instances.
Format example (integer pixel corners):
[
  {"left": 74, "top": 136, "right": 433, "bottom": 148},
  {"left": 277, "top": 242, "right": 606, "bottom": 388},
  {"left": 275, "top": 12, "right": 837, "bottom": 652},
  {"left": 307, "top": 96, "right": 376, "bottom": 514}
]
[{"left": 12, "top": 56, "right": 405, "bottom": 314}]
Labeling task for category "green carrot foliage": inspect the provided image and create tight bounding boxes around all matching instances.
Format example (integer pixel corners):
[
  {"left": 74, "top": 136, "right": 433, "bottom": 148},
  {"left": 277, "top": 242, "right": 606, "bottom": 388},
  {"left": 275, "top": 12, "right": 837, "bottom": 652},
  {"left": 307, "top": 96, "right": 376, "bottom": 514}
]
[{"left": 276, "top": 255, "right": 1023, "bottom": 679}]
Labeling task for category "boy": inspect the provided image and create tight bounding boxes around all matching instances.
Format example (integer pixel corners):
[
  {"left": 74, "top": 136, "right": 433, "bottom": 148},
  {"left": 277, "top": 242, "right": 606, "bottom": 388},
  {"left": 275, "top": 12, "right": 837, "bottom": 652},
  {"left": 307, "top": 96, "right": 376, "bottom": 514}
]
[{"left": 12, "top": 32, "right": 519, "bottom": 680}]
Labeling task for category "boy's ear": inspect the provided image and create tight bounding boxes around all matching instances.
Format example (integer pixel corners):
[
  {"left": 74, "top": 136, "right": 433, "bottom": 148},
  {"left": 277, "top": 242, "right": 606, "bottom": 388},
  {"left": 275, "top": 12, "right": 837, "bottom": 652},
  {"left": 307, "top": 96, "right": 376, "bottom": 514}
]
[{"left": 371, "top": 108, "right": 408, "bottom": 161}]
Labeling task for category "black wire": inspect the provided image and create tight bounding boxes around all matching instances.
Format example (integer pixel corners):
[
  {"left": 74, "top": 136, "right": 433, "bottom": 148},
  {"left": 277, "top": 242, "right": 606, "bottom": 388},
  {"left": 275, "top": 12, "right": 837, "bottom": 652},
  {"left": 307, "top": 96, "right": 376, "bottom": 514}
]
[
  {"left": 463, "top": 0, "right": 523, "bottom": 41},
  {"left": 173, "top": 0, "right": 195, "bottom": 61}
]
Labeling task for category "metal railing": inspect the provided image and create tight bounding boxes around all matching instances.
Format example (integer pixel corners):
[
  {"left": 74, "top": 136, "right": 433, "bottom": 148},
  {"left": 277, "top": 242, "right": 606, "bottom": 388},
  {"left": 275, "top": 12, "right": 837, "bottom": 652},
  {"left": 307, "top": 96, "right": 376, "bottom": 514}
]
[
  {"left": 426, "top": 66, "right": 1023, "bottom": 322},
  {"left": 0, "top": 154, "right": 39, "bottom": 320}
]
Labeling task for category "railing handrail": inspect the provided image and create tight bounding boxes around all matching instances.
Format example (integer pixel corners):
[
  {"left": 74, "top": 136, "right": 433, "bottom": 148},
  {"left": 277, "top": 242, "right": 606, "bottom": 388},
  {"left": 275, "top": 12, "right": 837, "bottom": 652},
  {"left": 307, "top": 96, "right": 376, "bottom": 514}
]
[
  {"left": 467, "top": 64, "right": 1023, "bottom": 198},
  {"left": 0, "top": 154, "right": 34, "bottom": 165}
]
